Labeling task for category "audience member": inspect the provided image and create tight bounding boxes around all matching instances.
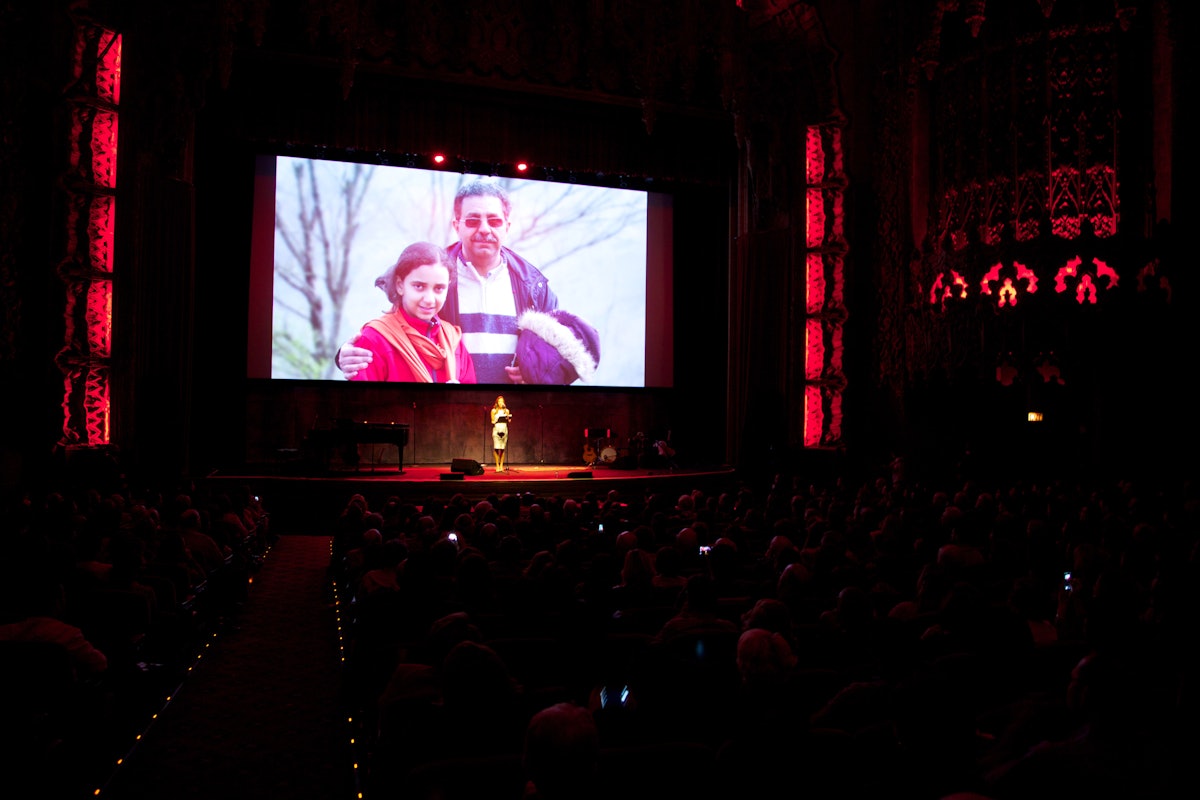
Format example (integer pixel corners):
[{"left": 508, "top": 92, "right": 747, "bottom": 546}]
[
  {"left": 178, "top": 508, "right": 229, "bottom": 576},
  {"left": 650, "top": 544, "right": 688, "bottom": 596},
  {"left": 651, "top": 573, "right": 739, "bottom": 646},
  {"left": 0, "top": 571, "right": 108, "bottom": 677},
  {"left": 439, "top": 639, "right": 527, "bottom": 755},
  {"left": 983, "top": 648, "right": 1175, "bottom": 798},
  {"left": 521, "top": 702, "right": 601, "bottom": 800},
  {"left": 611, "top": 547, "right": 658, "bottom": 609}
]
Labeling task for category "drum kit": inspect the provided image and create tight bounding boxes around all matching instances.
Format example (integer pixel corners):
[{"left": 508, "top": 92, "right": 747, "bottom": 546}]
[
  {"left": 582, "top": 430, "right": 648, "bottom": 468},
  {"left": 583, "top": 436, "right": 622, "bottom": 466}
]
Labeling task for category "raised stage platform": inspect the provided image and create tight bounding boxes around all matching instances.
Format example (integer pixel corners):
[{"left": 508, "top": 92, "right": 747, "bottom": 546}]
[{"left": 201, "top": 460, "right": 739, "bottom": 534}]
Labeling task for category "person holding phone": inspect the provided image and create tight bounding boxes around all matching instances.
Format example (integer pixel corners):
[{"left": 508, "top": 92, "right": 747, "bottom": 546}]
[
  {"left": 490, "top": 395, "right": 512, "bottom": 472},
  {"left": 336, "top": 179, "right": 599, "bottom": 385},
  {"left": 346, "top": 241, "right": 477, "bottom": 383}
]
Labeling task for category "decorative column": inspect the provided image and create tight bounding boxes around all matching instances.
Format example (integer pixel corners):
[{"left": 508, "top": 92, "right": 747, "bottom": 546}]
[
  {"left": 56, "top": 16, "right": 120, "bottom": 453},
  {"left": 802, "top": 123, "right": 847, "bottom": 448}
]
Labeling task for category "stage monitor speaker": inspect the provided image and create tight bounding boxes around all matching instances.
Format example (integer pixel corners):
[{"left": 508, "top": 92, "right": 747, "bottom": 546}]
[
  {"left": 567, "top": 471, "right": 593, "bottom": 479},
  {"left": 450, "top": 458, "right": 485, "bottom": 476},
  {"left": 439, "top": 473, "right": 465, "bottom": 481}
]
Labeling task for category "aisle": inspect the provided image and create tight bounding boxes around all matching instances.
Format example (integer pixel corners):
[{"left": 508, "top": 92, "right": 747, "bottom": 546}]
[{"left": 99, "top": 535, "right": 353, "bottom": 800}]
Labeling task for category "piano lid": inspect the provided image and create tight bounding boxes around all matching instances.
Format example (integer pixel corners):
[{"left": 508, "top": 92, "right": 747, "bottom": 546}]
[{"left": 334, "top": 418, "right": 409, "bottom": 429}]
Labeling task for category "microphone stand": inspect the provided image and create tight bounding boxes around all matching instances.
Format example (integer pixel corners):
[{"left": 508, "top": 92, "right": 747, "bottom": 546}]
[{"left": 503, "top": 411, "right": 520, "bottom": 473}]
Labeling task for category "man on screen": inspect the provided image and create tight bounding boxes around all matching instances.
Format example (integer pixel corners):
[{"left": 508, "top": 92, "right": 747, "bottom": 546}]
[{"left": 336, "top": 179, "right": 599, "bottom": 385}]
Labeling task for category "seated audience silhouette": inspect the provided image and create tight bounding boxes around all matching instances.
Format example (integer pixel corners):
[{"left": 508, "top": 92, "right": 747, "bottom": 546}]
[
  {"left": 651, "top": 573, "right": 739, "bottom": 646},
  {"left": 521, "top": 702, "right": 601, "bottom": 800},
  {"left": 983, "top": 648, "right": 1175, "bottom": 798},
  {"left": 0, "top": 571, "right": 108, "bottom": 677}
]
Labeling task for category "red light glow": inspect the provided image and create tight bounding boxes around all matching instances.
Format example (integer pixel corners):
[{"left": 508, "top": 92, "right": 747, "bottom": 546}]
[
  {"left": 1094, "top": 258, "right": 1118, "bottom": 287},
  {"left": 980, "top": 261, "right": 1038, "bottom": 307},
  {"left": 1054, "top": 256, "right": 1118, "bottom": 304},
  {"left": 1074, "top": 274, "right": 1098, "bottom": 304},
  {"left": 929, "top": 270, "right": 969, "bottom": 307}
]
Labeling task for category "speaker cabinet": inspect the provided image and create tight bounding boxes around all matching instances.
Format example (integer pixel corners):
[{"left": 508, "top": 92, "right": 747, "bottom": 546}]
[{"left": 450, "top": 458, "right": 485, "bottom": 476}]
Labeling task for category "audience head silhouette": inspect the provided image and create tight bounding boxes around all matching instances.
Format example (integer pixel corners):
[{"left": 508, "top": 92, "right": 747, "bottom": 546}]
[{"left": 521, "top": 702, "right": 600, "bottom": 800}]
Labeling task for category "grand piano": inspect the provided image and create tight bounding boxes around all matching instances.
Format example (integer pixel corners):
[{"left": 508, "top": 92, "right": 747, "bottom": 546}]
[{"left": 303, "top": 419, "right": 410, "bottom": 473}]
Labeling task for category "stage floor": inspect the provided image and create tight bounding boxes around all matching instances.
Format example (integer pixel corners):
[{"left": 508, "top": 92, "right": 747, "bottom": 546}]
[
  {"left": 210, "top": 460, "right": 733, "bottom": 487},
  {"left": 203, "top": 461, "right": 737, "bottom": 532},
  {"left": 330, "top": 461, "right": 724, "bottom": 480}
]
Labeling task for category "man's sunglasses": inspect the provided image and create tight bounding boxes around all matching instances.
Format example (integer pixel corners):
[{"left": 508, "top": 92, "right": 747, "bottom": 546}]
[{"left": 459, "top": 215, "right": 506, "bottom": 229}]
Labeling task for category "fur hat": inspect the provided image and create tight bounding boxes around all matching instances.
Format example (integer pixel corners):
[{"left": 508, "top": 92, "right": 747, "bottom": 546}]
[{"left": 514, "top": 309, "right": 600, "bottom": 385}]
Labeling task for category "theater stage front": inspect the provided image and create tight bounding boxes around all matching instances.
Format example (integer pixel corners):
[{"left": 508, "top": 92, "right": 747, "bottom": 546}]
[{"left": 202, "top": 460, "right": 738, "bottom": 533}]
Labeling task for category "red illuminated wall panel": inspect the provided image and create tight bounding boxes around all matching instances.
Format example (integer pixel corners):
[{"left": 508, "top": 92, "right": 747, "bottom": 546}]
[
  {"left": 58, "top": 22, "right": 120, "bottom": 448},
  {"left": 803, "top": 125, "right": 846, "bottom": 448}
]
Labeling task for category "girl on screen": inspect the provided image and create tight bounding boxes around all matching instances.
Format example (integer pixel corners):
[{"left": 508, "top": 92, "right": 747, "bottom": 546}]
[{"left": 348, "top": 242, "right": 476, "bottom": 383}]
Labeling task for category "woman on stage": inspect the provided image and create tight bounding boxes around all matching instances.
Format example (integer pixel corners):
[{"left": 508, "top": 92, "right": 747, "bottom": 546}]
[{"left": 490, "top": 396, "right": 512, "bottom": 472}]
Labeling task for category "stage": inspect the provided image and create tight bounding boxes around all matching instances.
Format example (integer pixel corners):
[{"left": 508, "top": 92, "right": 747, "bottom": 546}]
[{"left": 201, "top": 460, "right": 738, "bottom": 533}]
